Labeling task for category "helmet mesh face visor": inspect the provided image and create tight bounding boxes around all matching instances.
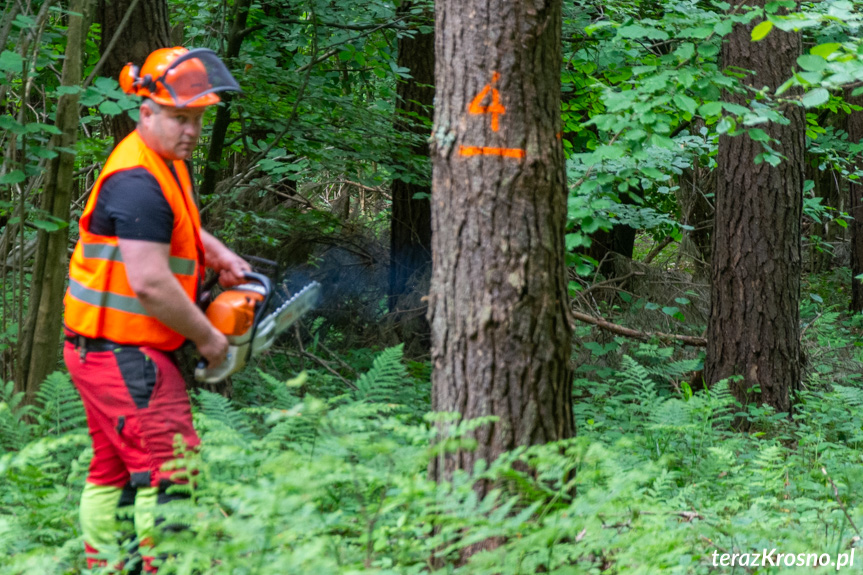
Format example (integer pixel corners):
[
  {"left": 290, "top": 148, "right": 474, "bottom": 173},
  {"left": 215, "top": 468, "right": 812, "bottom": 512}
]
[{"left": 158, "top": 48, "right": 241, "bottom": 107}]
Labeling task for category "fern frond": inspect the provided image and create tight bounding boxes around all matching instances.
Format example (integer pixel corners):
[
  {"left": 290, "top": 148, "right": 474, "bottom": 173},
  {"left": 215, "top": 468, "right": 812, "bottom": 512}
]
[
  {"left": 196, "top": 389, "right": 254, "bottom": 441},
  {"left": 0, "top": 381, "right": 33, "bottom": 451},
  {"left": 353, "top": 344, "right": 411, "bottom": 405},
  {"left": 33, "top": 371, "right": 86, "bottom": 436}
]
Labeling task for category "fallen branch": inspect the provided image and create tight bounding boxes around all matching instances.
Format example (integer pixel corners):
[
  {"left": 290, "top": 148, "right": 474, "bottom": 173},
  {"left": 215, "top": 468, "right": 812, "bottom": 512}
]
[
  {"left": 643, "top": 236, "right": 675, "bottom": 265},
  {"left": 571, "top": 310, "right": 707, "bottom": 347}
]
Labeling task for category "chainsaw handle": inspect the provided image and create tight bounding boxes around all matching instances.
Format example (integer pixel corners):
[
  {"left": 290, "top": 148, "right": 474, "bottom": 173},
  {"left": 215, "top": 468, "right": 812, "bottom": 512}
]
[{"left": 240, "top": 271, "right": 273, "bottom": 320}]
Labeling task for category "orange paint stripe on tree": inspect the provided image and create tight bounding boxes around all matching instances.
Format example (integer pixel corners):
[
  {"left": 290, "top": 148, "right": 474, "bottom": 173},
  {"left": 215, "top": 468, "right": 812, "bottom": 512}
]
[{"left": 459, "top": 146, "right": 525, "bottom": 159}]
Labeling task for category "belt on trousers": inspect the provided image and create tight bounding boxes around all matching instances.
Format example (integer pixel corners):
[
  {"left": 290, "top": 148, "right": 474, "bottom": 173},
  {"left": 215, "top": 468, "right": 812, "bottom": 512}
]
[{"left": 64, "top": 333, "right": 125, "bottom": 352}]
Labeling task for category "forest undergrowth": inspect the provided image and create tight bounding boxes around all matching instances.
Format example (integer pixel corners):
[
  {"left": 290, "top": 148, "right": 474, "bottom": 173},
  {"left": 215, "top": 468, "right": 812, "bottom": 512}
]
[{"left": 1, "top": 269, "right": 863, "bottom": 574}]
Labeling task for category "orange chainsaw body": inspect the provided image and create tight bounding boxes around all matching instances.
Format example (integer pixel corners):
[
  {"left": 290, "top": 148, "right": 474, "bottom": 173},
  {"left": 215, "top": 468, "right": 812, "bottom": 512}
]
[{"left": 204, "top": 289, "right": 265, "bottom": 337}]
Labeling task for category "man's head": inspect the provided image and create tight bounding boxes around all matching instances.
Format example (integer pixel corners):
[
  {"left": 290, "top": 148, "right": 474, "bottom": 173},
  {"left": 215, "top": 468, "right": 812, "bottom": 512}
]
[
  {"left": 119, "top": 47, "right": 240, "bottom": 160},
  {"left": 138, "top": 99, "right": 205, "bottom": 161}
]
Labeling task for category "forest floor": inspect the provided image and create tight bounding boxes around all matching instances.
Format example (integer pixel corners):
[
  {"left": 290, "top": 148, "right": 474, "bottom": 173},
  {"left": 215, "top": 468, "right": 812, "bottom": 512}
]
[{"left": 1, "top": 258, "right": 863, "bottom": 573}]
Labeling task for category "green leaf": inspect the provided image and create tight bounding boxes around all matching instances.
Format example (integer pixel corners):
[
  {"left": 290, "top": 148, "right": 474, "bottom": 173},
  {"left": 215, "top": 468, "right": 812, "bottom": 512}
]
[
  {"left": 748, "top": 128, "right": 770, "bottom": 142},
  {"left": 99, "top": 101, "right": 123, "bottom": 116},
  {"left": 673, "top": 94, "right": 698, "bottom": 115},
  {"left": 699, "top": 101, "right": 722, "bottom": 117},
  {"left": 713, "top": 19, "right": 733, "bottom": 37},
  {"left": 30, "top": 217, "right": 68, "bottom": 232},
  {"left": 675, "top": 297, "right": 691, "bottom": 305},
  {"left": 698, "top": 44, "right": 719, "bottom": 58},
  {"left": 674, "top": 43, "right": 695, "bottom": 61},
  {"left": 0, "top": 171, "right": 26, "bottom": 185},
  {"left": 797, "top": 54, "right": 826, "bottom": 72},
  {"left": 751, "top": 20, "right": 773, "bottom": 41},
  {"left": 662, "top": 306, "right": 680, "bottom": 316},
  {"left": 810, "top": 43, "right": 842, "bottom": 59},
  {"left": 642, "top": 167, "right": 664, "bottom": 179},
  {"left": 716, "top": 117, "right": 734, "bottom": 134},
  {"left": 650, "top": 134, "right": 675, "bottom": 149},
  {"left": 722, "top": 102, "right": 749, "bottom": 116},
  {"left": 618, "top": 24, "right": 669, "bottom": 40},
  {"left": 801, "top": 88, "right": 829, "bottom": 108},
  {"left": 0, "top": 50, "right": 22, "bottom": 74}
]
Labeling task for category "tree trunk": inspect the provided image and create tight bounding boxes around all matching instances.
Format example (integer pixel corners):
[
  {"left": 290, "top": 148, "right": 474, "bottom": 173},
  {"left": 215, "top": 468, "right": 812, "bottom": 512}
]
[
  {"left": 429, "top": 0, "right": 574, "bottom": 498},
  {"left": 585, "top": 185, "right": 641, "bottom": 278},
  {"left": 676, "top": 119, "right": 714, "bottom": 278},
  {"left": 199, "top": 0, "right": 252, "bottom": 200},
  {"left": 98, "top": 0, "right": 171, "bottom": 144},
  {"left": 705, "top": 3, "right": 804, "bottom": 413},
  {"left": 389, "top": 2, "right": 433, "bottom": 352},
  {"left": 806, "top": 155, "right": 841, "bottom": 273},
  {"left": 17, "top": 0, "right": 91, "bottom": 402},
  {"left": 847, "top": 93, "right": 863, "bottom": 312}
]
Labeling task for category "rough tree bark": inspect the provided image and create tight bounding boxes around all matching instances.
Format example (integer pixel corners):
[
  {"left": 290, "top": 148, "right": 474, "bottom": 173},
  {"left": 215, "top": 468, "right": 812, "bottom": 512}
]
[
  {"left": 17, "top": 0, "right": 91, "bottom": 402},
  {"left": 705, "top": 3, "right": 804, "bottom": 412},
  {"left": 389, "top": 2, "right": 433, "bottom": 351},
  {"left": 847, "top": 92, "right": 863, "bottom": 312},
  {"left": 429, "top": 0, "right": 573, "bottom": 494},
  {"left": 98, "top": 0, "right": 171, "bottom": 144}
]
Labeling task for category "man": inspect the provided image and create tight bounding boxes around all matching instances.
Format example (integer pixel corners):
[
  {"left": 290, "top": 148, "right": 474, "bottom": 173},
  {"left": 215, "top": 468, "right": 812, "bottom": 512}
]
[{"left": 63, "top": 47, "right": 249, "bottom": 573}]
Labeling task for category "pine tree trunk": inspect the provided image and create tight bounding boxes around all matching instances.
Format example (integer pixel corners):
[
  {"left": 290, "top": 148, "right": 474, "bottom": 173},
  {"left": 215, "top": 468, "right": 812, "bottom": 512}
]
[
  {"left": 98, "top": 0, "right": 171, "bottom": 144},
  {"left": 17, "top": 0, "right": 91, "bottom": 402},
  {"left": 429, "top": 0, "right": 573, "bottom": 495},
  {"left": 847, "top": 93, "right": 863, "bottom": 312},
  {"left": 389, "top": 3, "right": 433, "bottom": 351},
  {"left": 705, "top": 3, "right": 804, "bottom": 412}
]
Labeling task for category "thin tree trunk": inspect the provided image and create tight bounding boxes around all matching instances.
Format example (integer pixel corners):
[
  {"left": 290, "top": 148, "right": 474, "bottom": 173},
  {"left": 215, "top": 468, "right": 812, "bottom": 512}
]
[
  {"left": 98, "top": 0, "right": 171, "bottom": 144},
  {"left": 806, "top": 155, "right": 840, "bottom": 273},
  {"left": 200, "top": 0, "right": 252, "bottom": 199},
  {"left": 705, "top": 2, "right": 804, "bottom": 413},
  {"left": 17, "top": 0, "right": 92, "bottom": 402},
  {"left": 847, "top": 92, "right": 863, "bottom": 312},
  {"left": 429, "top": 0, "right": 573, "bottom": 507},
  {"left": 389, "top": 2, "right": 433, "bottom": 351}
]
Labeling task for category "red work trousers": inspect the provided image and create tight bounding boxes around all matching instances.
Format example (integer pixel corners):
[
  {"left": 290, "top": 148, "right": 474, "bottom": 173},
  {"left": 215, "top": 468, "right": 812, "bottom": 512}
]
[
  {"left": 65, "top": 339, "right": 200, "bottom": 572},
  {"left": 65, "top": 340, "right": 200, "bottom": 488}
]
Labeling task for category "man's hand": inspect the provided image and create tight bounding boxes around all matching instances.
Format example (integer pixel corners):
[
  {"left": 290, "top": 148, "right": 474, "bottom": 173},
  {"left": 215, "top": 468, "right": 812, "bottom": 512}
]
[
  {"left": 194, "top": 327, "right": 230, "bottom": 368},
  {"left": 201, "top": 230, "right": 251, "bottom": 287}
]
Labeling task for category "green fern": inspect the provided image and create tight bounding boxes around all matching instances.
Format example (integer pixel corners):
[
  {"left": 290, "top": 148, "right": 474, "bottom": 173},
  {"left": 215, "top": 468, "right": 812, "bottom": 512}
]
[
  {"left": 833, "top": 384, "right": 863, "bottom": 408},
  {"left": 353, "top": 344, "right": 414, "bottom": 407},
  {"left": 0, "top": 381, "right": 33, "bottom": 451},
  {"left": 33, "top": 371, "right": 86, "bottom": 437},
  {"left": 196, "top": 389, "right": 255, "bottom": 441}
]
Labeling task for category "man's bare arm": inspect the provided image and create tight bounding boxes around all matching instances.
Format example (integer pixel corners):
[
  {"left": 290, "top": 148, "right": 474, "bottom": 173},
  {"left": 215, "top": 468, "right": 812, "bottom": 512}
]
[
  {"left": 201, "top": 230, "right": 251, "bottom": 286},
  {"left": 118, "top": 238, "right": 228, "bottom": 366}
]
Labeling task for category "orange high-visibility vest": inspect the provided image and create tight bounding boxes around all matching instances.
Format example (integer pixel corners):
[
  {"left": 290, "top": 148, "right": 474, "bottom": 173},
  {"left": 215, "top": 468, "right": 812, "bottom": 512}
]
[{"left": 64, "top": 130, "right": 205, "bottom": 350}]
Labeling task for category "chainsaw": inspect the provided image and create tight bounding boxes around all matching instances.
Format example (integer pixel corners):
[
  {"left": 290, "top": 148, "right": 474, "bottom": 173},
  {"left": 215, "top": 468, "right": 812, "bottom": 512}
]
[{"left": 195, "top": 271, "right": 322, "bottom": 383}]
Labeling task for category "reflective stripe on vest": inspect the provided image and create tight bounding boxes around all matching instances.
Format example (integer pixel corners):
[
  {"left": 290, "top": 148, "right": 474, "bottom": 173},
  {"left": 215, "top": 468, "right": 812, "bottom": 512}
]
[
  {"left": 82, "top": 243, "right": 197, "bottom": 276},
  {"left": 68, "top": 279, "right": 150, "bottom": 316}
]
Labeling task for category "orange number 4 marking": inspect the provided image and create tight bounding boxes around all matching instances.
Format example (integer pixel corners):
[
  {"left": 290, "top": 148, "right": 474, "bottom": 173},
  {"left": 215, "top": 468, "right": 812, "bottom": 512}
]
[
  {"left": 468, "top": 71, "right": 505, "bottom": 132},
  {"left": 459, "top": 71, "right": 525, "bottom": 160}
]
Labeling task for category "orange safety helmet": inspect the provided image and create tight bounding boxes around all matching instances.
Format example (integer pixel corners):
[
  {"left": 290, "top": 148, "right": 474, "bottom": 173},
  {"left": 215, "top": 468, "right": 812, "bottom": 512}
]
[{"left": 120, "top": 47, "right": 240, "bottom": 108}]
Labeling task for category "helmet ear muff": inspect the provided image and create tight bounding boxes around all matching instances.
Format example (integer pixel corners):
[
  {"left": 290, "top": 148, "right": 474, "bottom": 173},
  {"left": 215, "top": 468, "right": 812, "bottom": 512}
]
[
  {"left": 119, "top": 63, "right": 139, "bottom": 95},
  {"left": 138, "top": 73, "right": 157, "bottom": 93}
]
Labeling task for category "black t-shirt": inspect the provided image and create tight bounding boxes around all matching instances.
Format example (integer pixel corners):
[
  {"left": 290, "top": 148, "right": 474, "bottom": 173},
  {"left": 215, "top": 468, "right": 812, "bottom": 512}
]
[{"left": 88, "top": 167, "right": 175, "bottom": 243}]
